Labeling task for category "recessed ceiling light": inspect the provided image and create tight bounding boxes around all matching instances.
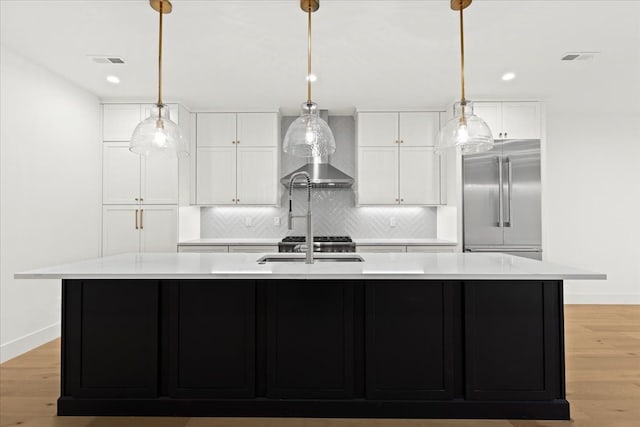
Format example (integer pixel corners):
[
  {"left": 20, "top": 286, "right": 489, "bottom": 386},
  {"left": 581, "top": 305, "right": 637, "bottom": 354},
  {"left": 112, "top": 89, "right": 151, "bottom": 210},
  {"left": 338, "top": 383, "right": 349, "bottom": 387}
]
[
  {"left": 501, "top": 72, "right": 516, "bottom": 81},
  {"left": 106, "top": 75, "right": 120, "bottom": 84},
  {"left": 306, "top": 74, "right": 317, "bottom": 82}
]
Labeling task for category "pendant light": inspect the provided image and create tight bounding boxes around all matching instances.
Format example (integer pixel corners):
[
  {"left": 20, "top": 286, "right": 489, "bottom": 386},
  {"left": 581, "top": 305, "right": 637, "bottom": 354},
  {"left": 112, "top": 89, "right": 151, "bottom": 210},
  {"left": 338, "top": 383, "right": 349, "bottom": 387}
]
[
  {"left": 283, "top": 0, "right": 336, "bottom": 158},
  {"left": 437, "top": 0, "right": 493, "bottom": 155},
  {"left": 130, "top": 0, "right": 187, "bottom": 157}
]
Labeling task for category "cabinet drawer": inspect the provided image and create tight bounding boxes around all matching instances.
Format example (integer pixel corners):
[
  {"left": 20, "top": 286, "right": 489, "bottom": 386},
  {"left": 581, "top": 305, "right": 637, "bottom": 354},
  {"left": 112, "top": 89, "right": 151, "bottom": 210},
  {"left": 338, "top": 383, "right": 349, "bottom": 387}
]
[
  {"left": 228, "top": 245, "right": 278, "bottom": 253},
  {"left": 357, "top": 245, "right": 406, "bottom": 253},
  {"left": 406, "top": 246, "right": 456, "bottom": 253},
  {"left": 178, "top": 245, "right": 229, "bottom": 253}
]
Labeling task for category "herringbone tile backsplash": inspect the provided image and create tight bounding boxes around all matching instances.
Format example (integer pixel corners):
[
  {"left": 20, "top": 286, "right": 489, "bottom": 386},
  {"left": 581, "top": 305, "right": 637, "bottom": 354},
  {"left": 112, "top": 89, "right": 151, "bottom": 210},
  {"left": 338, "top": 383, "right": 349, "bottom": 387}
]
[{"left": 201, "top": 115, "right": 437, "bottom": 239}]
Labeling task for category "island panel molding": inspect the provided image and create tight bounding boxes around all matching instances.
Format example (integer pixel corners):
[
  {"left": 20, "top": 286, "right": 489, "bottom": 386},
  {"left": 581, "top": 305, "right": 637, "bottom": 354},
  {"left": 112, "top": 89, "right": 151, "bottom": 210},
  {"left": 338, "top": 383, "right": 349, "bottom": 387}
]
[{"left": 56, "top": 276, "right": 571, "bottom": 419}]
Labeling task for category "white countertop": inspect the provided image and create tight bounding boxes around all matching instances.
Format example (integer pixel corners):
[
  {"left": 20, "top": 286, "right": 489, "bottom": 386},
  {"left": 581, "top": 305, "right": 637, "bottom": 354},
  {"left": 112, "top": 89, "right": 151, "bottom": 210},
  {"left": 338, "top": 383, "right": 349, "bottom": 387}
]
[
  {"left": 15, "top": 252, "right": 605, "bottom": 281},
  {"left": 178, "top": 238, "right": 457, "bottom": 246}
]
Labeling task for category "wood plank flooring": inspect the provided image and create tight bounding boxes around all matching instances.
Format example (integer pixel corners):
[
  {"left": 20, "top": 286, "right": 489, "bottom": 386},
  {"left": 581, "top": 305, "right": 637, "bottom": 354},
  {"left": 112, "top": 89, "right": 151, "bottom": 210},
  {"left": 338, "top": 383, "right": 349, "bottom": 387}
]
[{"left": 1, "top": 305, "right": 638, "bottom": 427}]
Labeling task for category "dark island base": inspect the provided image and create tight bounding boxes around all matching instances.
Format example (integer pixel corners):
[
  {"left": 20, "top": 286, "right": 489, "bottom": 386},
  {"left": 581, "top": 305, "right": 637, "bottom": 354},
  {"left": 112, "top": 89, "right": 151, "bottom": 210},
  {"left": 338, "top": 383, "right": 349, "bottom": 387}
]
[
  {"left": 59, "top": 398, "right": 570, "bottom": 419},
  {"left": 59, "top": 279, "right": 568, "bottom": 420}
]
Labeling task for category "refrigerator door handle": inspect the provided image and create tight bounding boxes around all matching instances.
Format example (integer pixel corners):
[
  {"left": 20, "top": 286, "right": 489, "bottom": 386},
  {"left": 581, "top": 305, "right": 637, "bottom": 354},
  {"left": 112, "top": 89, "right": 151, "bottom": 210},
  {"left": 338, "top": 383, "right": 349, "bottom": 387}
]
[
  {"left": 497, "top": 156, "right": 504, "bottom": 227},
  {"left": 504, "top": 157, "right": 512, "bottom": 227}
]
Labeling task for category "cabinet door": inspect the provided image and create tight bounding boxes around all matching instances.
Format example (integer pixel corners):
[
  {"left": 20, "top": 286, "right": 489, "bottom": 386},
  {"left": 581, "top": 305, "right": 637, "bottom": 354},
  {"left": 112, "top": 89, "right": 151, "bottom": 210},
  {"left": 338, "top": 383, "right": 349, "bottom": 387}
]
[
  {"left": 141, "top": 152, "right": 178, "bottom": 204},
  {"left": 103, "top": 142, "right": 141, "bottom": 204},
  {"left": 103, "top": 104, "right": 141, "bottom": 141},
  {"left": 501, "top": 102, "right": 541, "bottom": 139},
  {"left": 169, "top": 281, "right": 255, "bottom": 398},
  {"left": 197, "top": 113, "right": 237, "bottom": 147},
  {"left": 237, "top": 113, "right": 278, "bottom": 147},
  {"left": 139, "top": 206, "right": 177, "bottom": 252},
  {"left": 236, "top": 147, "right": 277, "bottom": 205},
  {"left": 357, "top": 112, "right": 398, "bottom": 146},
  {"left": 366, "top": 282, "right": 454, "bottom": 400},
  {"left": 102, "top": 206, "right": 140, "bottom": 256},
  {"left": 196, "top": 147, "right": 236, "bottom": 205},
  {"left": 399, "top": 112, "right": 439, "bottom": 147},
  {"left": 464, "top": 281, "right": 562, "bottom": 401},
  {"left": 63, "top": 280, "right": 158, "bottom": 398},
  {"left": 266, "top": 281, "right": 356, "bottom": 399},
  {"left": 358, "top": 147, "right": 398, "bottom": 205},
  {"left": 472, "top": 102, "right": 501, "bottom": 139},
  {"left": 399, "top": 147, "right": 441, "bottom": 205}
]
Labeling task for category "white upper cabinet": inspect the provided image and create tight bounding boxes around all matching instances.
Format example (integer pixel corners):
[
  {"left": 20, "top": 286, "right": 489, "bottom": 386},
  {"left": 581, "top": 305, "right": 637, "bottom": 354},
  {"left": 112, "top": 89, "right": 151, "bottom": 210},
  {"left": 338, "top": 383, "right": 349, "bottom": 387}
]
[
  {"left": 195, "top": 112, "right": 279, "bottom": 206},
  {"left": 398, "top": 112, "right": 439, "bottom": 146},
  {"left": 103, "top": 104, "right": 141, "bottom": 141},
  {"left": 357, "top": 111, "right": 443, "bottom": 206},
  {"left": 196, "top": 147, "right": 237, "bottom": 205},
  {"left": 399, "top": 147, "right": 440, "bottom": 205},
  {"left": 236, "top": 147, "right": 278, "bottom": 205},
  {"left": 197, "top": 113, "right": 236, "bottom": 147},
  {"left": 103, "top": 142, "right": 178, "bottom": 205},
  {"left": 357, "top": 113, "right": 398, "bottom": 146},
  {"left": 473, "top": 102, "right": 541, "bottom": 140},
  {"left": 357, "top": 147, "right": 399, "bottom": 205},
  {"left": 237, "top": 113, "right": 279, "bottom": 147}
]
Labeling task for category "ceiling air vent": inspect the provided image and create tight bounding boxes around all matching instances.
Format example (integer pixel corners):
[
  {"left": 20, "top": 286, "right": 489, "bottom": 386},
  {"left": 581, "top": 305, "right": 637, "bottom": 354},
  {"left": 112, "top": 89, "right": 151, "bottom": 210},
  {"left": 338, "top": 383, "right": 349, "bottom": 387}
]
[
  {"left": 88, "top": 55, "right": 126, "bottom": 64},
  {"left": 561, "top": 52, "right": 599, "bottom": 61}
]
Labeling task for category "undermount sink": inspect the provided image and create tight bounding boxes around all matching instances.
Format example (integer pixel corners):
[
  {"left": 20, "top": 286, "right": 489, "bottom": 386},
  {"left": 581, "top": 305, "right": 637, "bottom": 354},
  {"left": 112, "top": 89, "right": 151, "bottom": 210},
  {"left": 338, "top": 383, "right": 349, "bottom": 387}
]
[{"left": 257, "top": 254, "right": 364, "bottom": 264}]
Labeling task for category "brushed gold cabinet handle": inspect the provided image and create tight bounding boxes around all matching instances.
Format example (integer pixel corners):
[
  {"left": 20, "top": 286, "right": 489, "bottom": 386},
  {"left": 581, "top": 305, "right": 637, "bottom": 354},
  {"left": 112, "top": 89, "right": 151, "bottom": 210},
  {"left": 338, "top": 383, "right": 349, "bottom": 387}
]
[
  {"left": 135, "top": 197, "right": 139, "bottom": 201},
  {"left": 236, "top": 199, "right": 240, "bottom": 203},
  {"left": 400, "top": 140, "right": 404, "bottom": 144},
  {"left": 232, "top": 141, "right": 236, "bottom": 144},
  {"left": 236, "top": 140, "right": 240, "bottom": 144},
  {"left": 504, "top": 132, "right": 508, "bottom": 138},
  {"left": 135, "top": 209, "right": 139, "bottom": 230},
  {"left": 140, "top": 209, "right": 143, "bottom": 230},
  {"left": 394, "top": 140, "right": 399, "bottom": 144},
  {"left": 395, "top": 198, "right": 399, "bottom": 202},
  {"left": 400, "top": 198, "right": 404, "bottom": 202},
  {"left": 232, "top": 198, "right": 236, "bottom": 202}
]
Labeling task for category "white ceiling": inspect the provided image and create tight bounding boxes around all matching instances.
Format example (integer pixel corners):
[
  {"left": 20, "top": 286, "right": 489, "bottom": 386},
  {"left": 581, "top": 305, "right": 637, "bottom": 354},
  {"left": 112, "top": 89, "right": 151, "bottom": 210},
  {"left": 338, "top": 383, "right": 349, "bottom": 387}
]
[{"left": 1, "top": 0, "right": 639, "bottom": 114}]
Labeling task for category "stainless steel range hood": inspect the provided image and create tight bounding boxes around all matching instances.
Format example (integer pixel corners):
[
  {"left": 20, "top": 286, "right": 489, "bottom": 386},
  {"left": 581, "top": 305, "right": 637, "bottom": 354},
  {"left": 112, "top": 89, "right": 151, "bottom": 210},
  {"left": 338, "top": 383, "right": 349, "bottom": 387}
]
[
  {"left": 281, "top": 161, "right": 354, "bottom": 189},
  {"left": 281, "top": 110, "right": 354, "bottom": 189}
]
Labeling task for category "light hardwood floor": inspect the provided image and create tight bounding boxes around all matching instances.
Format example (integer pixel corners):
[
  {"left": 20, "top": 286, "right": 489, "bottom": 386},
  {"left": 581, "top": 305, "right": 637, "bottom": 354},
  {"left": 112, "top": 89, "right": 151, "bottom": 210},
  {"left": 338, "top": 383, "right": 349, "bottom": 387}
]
[{"left": 1, "top": 305, "right": 638, "bottom": 427}]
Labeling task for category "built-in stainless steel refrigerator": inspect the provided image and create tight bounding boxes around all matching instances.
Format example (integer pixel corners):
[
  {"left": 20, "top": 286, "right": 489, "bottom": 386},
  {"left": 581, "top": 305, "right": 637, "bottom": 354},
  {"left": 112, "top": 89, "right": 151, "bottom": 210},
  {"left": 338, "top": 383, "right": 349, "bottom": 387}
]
[{"left": 463, "top": 140, "right": 542, "bottom": 260}]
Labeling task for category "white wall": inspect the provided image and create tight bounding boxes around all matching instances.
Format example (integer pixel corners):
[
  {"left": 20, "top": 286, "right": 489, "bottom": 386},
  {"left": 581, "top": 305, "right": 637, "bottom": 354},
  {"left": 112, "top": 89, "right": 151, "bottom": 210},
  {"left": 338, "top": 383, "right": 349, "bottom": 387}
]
[
  {"left": 544, "top": 112, "right": 640, "bottom": 304},
  {"left": 0, "top": 46, "right": 102, "bottom": 362}
]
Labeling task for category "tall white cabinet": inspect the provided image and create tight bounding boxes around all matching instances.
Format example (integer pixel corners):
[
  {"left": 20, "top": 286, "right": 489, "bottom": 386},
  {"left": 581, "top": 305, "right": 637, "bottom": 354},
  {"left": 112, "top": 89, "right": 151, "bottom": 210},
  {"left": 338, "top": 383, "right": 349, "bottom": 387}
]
[
  {"left": 357, "top": 111, "right": 444, "bottom": 205},
  {"left": 101, "top": 103, "right": 187, "bottom": 256},
  {"left": 196, "top": 112, "right": 279, "bottom": 206}
]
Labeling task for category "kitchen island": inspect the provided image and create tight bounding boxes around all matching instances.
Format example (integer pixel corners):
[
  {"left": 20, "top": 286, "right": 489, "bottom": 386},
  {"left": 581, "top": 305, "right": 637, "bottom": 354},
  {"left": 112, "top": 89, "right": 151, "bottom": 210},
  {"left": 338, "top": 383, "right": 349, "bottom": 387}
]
[{"left": 16, "top": 252, "right": 604, "bottom": 420}]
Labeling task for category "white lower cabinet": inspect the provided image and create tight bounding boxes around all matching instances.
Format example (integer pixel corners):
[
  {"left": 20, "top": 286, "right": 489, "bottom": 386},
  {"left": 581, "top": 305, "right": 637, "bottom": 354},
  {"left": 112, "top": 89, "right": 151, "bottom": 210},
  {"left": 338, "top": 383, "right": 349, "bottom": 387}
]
[
  {"left": 103, "top": 206, "right": 177, "bottom": 256},
  {"left": 228, "top": 245, "right": 278, "bottom": 253},
  {"left": 177, "top": 245, "right": 277, "bottom": 253},
  {"left": 178, "top": 245, "right": 229, "bottom": 253},
  {"left": 406, "top": 245, "right": 456, "bottom": 253},
  {"left": 357, "top": 245, "right": 406, "bottom": 253}
]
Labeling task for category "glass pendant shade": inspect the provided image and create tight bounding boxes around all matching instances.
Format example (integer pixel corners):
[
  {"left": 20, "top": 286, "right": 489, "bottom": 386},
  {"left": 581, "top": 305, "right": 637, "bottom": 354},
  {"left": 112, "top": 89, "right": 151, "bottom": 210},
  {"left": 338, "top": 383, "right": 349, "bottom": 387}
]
[
  {"left": 437, "top": 101, "right": 494, "bottom": 155},
  {"left": 283, "top": 102, "right": 336, "bottom": 158},
  {"left": 130, "top": 106, "right": 188, "bottom": 157}
]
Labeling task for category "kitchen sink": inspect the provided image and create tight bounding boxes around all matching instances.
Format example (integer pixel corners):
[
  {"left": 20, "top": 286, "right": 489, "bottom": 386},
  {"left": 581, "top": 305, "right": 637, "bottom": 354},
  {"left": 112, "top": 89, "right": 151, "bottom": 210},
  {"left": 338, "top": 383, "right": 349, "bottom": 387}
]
[{"left": 257, "top": 254, "right": 364, "bottom": 264}]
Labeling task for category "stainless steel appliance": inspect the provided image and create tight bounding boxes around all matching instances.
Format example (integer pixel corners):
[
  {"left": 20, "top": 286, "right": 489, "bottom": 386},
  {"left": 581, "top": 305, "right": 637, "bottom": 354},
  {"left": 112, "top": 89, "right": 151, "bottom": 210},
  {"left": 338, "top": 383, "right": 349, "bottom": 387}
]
[
  {"left": 463, "top": 140, "right": 542, "bottom": 260},
  {"left": 278, "top": 236, "right": 356, "bottom": 253}
]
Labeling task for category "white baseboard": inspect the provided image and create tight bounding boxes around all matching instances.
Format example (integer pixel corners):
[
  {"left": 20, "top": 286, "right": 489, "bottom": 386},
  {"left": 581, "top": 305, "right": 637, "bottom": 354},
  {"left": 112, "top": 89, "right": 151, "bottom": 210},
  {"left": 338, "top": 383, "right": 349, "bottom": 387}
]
[
  {"left": 564, "top": 293, "right": 640, "bottom": 305},
  {"left": 0, "top": 322, "right": 61, "bottom": 364}
]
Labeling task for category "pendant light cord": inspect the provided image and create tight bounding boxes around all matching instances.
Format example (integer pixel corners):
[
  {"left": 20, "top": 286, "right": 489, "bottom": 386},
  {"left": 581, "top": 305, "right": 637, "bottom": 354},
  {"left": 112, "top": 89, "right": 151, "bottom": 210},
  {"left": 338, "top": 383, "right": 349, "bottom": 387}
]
[
  {"left": 459, "top": 2, "right": 465, "bottom": 106},
  {"left": 307, "top": 6, "right": 312, "bottom": 105},
  {"left": 157, "top": 2, "right": 164, "bottom": 107}
]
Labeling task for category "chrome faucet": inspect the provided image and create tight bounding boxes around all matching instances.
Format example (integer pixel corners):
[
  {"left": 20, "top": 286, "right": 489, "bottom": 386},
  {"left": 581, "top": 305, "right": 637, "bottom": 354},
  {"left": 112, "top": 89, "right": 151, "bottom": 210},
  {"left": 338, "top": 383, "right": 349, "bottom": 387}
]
[{"left": 287, "top": 171, "right": 314, "bottom": 264}]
